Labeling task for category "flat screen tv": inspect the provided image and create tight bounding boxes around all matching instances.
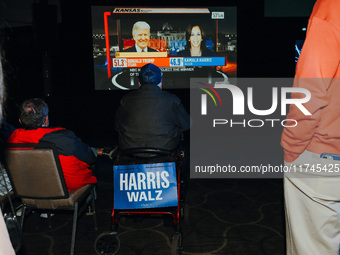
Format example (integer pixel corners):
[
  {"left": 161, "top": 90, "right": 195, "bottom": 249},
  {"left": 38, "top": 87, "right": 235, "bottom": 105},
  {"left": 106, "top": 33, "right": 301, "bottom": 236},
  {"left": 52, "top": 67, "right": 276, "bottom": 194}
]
[{"left": 91, "top": 6, "right": 237, "bottom": 90}]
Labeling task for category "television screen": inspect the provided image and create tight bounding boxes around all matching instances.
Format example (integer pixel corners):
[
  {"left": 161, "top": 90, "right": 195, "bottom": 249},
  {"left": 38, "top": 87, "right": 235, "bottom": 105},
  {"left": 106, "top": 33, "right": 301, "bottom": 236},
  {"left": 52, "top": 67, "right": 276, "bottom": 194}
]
[{"left": 91, "top": 7, "right": 237, "bottom": 90}]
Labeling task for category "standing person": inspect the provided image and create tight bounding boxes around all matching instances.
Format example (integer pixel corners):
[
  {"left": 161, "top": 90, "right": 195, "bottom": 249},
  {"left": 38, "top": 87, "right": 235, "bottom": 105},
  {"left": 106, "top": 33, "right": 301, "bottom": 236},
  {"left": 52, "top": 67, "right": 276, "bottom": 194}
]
[
  {"left": 115, "top": 63, "right": 190, "bottom": 151},
  {"left": 7, "top": 98, "right": 116, "bottom": 191},
  {"left": 122, "top": 21, "right": 158, "bottom": 52},
  {"left": 0, "top": 209, "right": 15, "bottom": 255},
  {"left": 281, "top": 0, "right": 340, "bottom": 254},
  {"left": 0, "top": 48, "right": 16, "bottom": 255},
  {"left": 177, "top": 24, "right": 214, "bottom": 57}
]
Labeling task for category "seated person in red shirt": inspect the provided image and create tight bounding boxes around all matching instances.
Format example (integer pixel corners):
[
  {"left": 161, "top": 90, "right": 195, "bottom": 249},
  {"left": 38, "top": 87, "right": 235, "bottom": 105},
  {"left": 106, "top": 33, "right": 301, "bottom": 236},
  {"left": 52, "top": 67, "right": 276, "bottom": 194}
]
[{"left": 7, "top": 98, "right": 115, "bottom": 191}]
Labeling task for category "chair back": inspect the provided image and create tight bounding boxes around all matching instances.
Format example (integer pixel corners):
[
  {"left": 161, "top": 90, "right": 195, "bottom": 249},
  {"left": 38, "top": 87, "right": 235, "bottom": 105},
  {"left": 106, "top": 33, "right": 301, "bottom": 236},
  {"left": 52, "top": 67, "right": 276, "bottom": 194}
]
[{"left": 5, "top": 143, "right": 68, "bottom": 200}]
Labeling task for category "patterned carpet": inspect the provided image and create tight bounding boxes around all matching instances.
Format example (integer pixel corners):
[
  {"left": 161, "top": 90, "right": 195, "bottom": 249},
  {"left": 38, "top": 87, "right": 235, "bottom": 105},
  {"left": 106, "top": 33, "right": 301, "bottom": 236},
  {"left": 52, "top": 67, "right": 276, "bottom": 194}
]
[{"left": 15, "top": 157, "right": 285, "bottom": 255}]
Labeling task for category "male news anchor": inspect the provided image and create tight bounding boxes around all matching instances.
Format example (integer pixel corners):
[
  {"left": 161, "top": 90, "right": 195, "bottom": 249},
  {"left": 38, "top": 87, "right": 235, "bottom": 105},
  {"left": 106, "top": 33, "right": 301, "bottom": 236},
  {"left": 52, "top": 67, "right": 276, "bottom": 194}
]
[{"left": 123, "top": 21, "right": 158, "bottom": 52}]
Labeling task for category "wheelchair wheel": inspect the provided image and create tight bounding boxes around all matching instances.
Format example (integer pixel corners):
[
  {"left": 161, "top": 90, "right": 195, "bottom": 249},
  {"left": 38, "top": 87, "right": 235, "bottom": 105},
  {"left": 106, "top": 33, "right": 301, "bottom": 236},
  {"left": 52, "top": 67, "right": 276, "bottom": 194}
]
[
  {"left": 94, "top": 231, "right": 120, "bottom": 255},
  {"left": 171, "top": 232, "right": 183, "bottom": 255}
]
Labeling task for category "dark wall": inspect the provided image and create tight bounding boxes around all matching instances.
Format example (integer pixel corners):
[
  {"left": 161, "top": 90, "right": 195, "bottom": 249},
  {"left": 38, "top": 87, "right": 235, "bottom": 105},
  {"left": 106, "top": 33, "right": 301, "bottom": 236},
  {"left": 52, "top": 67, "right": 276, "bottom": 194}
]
[{"left": 1, "top": 0, "right": 310, "bottom": 145}]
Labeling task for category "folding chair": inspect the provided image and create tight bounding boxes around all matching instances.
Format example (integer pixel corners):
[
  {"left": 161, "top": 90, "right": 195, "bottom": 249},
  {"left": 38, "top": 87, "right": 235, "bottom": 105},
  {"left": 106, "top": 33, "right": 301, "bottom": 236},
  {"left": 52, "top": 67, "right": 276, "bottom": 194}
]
[{"left": 4, "top": 143, "right": 97, "bottom": 255}]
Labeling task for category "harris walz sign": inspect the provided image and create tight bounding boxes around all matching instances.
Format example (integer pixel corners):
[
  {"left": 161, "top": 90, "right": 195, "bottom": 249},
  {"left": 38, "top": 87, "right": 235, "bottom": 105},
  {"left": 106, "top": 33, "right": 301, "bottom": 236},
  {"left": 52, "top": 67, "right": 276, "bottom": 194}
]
[{"left": 114, "top": 162, "right": 178, "bottom": 209}]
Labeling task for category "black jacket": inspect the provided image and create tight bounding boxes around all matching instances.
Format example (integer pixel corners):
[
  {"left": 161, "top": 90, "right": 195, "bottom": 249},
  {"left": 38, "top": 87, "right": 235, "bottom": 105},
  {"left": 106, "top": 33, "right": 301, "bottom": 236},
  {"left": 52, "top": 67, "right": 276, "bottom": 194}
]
[{"left": 115, "top": 84, "right": 190, "bottom": 151}]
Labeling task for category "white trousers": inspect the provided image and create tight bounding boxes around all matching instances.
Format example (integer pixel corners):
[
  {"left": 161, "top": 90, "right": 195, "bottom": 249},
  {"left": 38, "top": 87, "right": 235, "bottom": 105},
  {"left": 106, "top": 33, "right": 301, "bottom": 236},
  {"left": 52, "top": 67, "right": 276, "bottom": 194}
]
[
  {"left": 284, "top": 150, "right": 340, "bottom": 255},
  {"left": 0, "top": 210, "right": 15, "bottom": 255}
]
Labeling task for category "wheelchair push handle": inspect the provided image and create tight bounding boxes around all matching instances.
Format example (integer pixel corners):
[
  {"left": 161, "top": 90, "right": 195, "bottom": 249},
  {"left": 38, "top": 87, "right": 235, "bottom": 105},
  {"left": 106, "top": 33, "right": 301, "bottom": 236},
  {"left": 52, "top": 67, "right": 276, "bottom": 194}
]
[{"left": 119, "top": 147, "right": 175, "bottom": 159}]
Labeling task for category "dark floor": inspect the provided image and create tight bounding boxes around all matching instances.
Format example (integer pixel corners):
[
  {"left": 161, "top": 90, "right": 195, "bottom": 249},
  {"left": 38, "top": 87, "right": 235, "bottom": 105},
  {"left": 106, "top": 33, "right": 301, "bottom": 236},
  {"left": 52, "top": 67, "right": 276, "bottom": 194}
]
[{"left": 10, "top": 155, "right": 285, "bottom": 255}]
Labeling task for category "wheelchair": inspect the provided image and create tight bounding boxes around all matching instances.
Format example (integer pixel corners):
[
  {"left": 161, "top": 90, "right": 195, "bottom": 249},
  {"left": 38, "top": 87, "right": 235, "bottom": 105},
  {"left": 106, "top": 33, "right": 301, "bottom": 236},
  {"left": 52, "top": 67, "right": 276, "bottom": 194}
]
[{"left": 94, "top": 147, "right": 186, "bottom": 255}]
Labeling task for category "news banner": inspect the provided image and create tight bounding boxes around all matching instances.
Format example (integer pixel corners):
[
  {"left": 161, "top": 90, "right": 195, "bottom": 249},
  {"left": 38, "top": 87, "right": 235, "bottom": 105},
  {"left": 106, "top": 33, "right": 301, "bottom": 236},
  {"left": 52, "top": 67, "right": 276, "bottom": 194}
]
[{"left": 112, "top": 56, "right": 226, "bottom": 68}]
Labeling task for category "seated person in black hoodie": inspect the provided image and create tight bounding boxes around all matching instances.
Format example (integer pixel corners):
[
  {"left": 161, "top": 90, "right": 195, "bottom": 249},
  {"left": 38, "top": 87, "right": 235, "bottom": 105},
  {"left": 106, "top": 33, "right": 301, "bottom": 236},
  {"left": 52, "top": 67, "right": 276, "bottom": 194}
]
[{"left": 114, "top": 63, "right": 190, "bottom": 154}]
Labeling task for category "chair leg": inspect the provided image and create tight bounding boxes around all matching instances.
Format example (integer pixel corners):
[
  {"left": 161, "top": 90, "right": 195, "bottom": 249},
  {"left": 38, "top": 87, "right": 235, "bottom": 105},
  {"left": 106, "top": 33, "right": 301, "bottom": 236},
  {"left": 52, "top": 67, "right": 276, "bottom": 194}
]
[
  {"left": 91, "top": 190, "right": 98, "bottom": 230},
  {"left": 20, "top": 206, "right": 26, "bottom": 229},
  {"left": 47, "top": 213, "right": 52, "bottom": 229},
  {"left": 70, "top": 202, "right": 78, "bottom": 255}
]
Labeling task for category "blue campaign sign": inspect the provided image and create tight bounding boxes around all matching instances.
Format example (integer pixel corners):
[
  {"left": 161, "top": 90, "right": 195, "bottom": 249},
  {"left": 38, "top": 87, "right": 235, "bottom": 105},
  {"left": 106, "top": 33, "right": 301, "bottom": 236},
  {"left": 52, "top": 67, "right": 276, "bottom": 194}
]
[{"left": 113, "top": 162, "right": 178, "bottom": 210}]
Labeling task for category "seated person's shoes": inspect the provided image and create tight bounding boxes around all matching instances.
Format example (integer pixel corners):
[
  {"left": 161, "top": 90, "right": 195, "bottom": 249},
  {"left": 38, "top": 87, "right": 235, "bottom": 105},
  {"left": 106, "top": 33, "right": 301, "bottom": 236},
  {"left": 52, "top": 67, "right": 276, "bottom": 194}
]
[{"left": 102, "top": 145, "right": 118, "bottom": 160}]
